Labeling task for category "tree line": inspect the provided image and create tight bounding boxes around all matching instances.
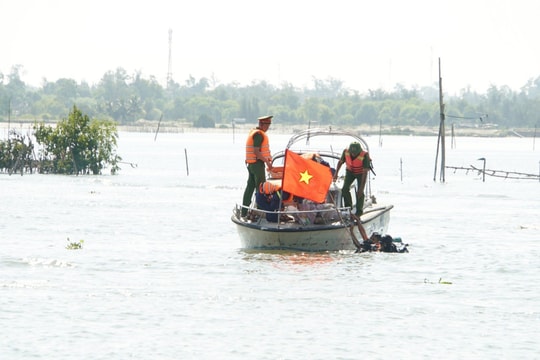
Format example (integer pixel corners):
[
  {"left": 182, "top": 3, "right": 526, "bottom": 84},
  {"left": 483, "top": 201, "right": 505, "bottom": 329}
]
[{"left": 1, "top": 65, "right": 540, "bottom": 129}]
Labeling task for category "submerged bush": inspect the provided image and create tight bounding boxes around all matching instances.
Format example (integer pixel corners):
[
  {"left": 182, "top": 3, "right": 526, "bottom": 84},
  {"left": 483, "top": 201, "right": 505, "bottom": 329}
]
[
  {"left": 34, "top": 105, "right": 122, "bottom": 174},
  {"left": 0, "top": 130, "right": 35, "bottom": 174}
]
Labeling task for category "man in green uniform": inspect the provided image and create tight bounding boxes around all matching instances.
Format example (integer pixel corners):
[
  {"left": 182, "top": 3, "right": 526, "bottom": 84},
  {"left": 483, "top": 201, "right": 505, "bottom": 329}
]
[
  {"left": 333, "top": 142, "right": 371, "bottom": 216},
  {"left": 241, "top": 115, "right": 273, "bottom": 217}
]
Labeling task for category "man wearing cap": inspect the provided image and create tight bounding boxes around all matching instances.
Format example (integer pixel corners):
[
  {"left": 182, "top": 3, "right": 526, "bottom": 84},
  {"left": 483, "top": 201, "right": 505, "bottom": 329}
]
[
  {"left": 333, "top": 142, "right": 371, "bottom": 216},
  {"left": 241, "top": 115, "right": 273, "bottom": 217}
]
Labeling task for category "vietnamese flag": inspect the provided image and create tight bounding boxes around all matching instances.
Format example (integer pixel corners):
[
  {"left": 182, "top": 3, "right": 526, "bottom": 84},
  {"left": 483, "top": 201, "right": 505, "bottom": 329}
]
[{"left": 282, "top": 149, "right": 333, "bottom": 203}]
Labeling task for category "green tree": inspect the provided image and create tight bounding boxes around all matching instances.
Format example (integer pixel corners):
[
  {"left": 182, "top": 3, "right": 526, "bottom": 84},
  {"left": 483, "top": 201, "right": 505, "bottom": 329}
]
[
  {"left": 5, "top": 65, "right": 30, "bottom": 117},
  {"left": 0, "top": 130, "right": 34, "bottom": 174},
  {"left": 34, "top": 105, "right": 121, "bottom": 174},
  {"left": 194, "top": 114, "right": 215, "bottom": 128},
  {"left": 31, "top": 94, "right": 65, "bottom": 120},
  {"left": 356, "top": 102, "right": 378, "bottom": 125}
]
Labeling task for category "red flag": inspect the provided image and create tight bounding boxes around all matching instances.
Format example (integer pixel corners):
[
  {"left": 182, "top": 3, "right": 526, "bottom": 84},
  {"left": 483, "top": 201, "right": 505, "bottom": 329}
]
[{"left": 282, "top": 150, "right": 333, "bottom": 203}]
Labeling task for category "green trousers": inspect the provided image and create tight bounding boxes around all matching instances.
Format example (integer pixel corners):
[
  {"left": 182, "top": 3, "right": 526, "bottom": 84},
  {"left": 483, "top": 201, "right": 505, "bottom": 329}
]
[
  {"left": 342, "top": 170, "right": 365, "bottom": 215},
  {"left": 241, "top": 161, "right": 266, "bottom": 216}
]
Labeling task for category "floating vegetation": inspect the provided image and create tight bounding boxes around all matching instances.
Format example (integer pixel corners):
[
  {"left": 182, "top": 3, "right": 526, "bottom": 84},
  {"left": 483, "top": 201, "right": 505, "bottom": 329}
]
[
  {"left": 66, "top": 238, "right": 84, "bottom": 250},
  {"left": 424, "top": 277, "right": 453, "bottom": 285}
]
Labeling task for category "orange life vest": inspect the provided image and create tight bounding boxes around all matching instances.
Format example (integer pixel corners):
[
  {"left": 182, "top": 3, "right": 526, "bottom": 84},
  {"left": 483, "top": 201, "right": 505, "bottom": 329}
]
[
  {"left": 259, "top": 181, "right": 280, "bottom": 195},
  {"left": 345, "top": 150, "right": 368, "bottom": 174},
  {"left": 245, "top": 128, "right": 271, "bottom": 164}
]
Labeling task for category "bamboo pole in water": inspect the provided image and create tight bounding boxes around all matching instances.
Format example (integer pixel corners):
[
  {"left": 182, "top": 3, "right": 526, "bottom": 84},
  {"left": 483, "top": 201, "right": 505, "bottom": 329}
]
[
  {"left": 154, "top": 114, "right": 163, "bottom": 142},
  {"left": 433, "top": 58, "right": 446, "bottom": 182},
  {"left": 533, "top": 124, "right": 537, "bottom": 151},
  {"left": 184, "top": 148, "right": 189, "bottom": 176},
  {"left": 400, "top": 158, "right": 403, "bottom": 183}
]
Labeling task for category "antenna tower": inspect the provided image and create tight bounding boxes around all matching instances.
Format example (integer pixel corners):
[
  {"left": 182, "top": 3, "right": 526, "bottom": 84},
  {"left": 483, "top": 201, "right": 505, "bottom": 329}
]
[{"left": 167, "top": 28, "right": 173, "bottom": 87}]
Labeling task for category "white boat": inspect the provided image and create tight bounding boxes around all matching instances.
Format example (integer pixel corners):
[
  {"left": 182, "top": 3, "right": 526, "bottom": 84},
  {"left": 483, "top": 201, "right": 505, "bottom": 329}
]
[{"left": 231, "top": 128, "right": 393, "bottom": 252}]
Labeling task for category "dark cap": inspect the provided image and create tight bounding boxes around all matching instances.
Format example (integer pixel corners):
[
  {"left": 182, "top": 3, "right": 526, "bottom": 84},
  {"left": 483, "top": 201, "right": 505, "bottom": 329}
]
[
  {"left": 348, "top": 142, "right": 362, "bottom": 155},
  {"left": 258, "top": 115, "right": 273, "bottom": 124}
]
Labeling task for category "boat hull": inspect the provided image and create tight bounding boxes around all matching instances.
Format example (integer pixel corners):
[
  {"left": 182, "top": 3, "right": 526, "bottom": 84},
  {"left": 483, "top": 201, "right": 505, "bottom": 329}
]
[{"left": 232, "top": 204, "right": 393, "bottom": 252}]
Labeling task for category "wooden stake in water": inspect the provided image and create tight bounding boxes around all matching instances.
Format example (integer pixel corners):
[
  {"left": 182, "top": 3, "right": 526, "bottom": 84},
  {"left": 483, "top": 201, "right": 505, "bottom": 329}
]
[
  {"left": 379, "top": 118, "right": 383, "bottom": 147},
  {"left": 533, "top": 124, "right": 537, "bottom": 151},
  {"left": 433, "top": 58, "right": 446, "bottom": 183},
  {"left": 184, "top": 148, "right": 189, "bottom": 176},
  {"left": 154, "top": 114, "right": 163, "bottom": 142},
  {"left": 478, "top": 157, "right": 486, "bottom": 182},
  {"left": 400, "top": 158, "right": 403, "bottom": 183},
  {"left": 451, "top": 123, "right": 456, "bottom": 149}
]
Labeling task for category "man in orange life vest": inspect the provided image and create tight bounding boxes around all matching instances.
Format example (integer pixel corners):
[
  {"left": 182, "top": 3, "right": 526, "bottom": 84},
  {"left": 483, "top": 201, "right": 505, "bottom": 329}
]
[
  {"left": 255, "top": 181, "right": 281, "bottom": 222},
  {"left": 241, "top": 115, "right": 273, "bottom": 217},
  {"left": 333, "top": 141, "right": 371, "bottom": 216}
]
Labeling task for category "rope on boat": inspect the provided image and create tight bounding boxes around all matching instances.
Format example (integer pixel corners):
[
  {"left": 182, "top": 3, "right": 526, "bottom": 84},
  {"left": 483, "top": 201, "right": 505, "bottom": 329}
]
[
  {"left": 328, "top": 188, "right": 362, "bottom": 251},
  {"left": 348, "top": 214, "right": 364, "bottom": 251}
]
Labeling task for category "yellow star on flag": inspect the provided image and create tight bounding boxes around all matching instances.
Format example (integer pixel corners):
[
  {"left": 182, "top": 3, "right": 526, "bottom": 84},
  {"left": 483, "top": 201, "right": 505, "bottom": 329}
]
[
  {"left": 299, "top": 170, "right": 313, "bottom": 184},
  {"left": 282, "top": 150, "right": 333, "bottom": 203}
]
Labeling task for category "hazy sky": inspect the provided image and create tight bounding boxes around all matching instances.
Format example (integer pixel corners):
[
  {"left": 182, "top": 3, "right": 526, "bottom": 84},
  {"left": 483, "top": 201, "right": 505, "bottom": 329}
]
[{"left": 2, "top": 0, "right": 539, "bottom": 94}]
